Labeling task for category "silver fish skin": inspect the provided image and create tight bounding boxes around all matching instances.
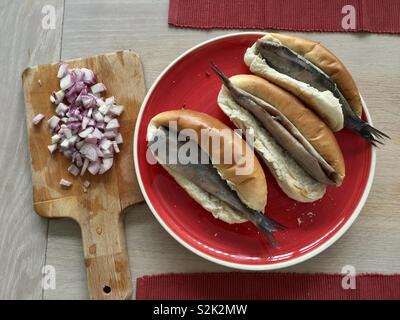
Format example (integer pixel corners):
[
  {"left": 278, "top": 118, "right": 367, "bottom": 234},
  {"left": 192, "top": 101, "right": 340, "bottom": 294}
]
[
  {"left": 211, "top": 63, "right": 339, "bottom": 185},
  {"left": 149, "top": 126, "right": 284, "bottom": 246},
  {"left": 256, "top": 40, "right": 389, "bottom": 145}
]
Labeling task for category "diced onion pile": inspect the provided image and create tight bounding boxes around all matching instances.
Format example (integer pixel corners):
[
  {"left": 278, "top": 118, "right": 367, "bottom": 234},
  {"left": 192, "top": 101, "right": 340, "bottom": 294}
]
[{"left": 48, "top": 63, "right": 124, "bottom": 177}]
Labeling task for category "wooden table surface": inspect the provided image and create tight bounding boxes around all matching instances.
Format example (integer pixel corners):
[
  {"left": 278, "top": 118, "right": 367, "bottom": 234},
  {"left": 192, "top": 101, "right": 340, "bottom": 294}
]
[{"left": 1, "top": 0, "right": 399, "bottom": 300}]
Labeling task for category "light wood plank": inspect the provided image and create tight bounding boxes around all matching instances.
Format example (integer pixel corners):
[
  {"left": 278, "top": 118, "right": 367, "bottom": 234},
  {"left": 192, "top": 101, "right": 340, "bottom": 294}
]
[
  {"left": 44, "top": 0, "right": 400, "bottom": 299},
  {"left": 0, "top": 0, "right": 64, "bottom": 299}
]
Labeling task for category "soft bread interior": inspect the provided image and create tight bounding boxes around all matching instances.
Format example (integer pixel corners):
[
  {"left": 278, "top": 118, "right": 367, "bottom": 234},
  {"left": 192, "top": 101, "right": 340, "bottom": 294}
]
[
  {"left": 244, "top": 36, "right": 344, "bottom": 132},
  {"left": 218, "top": 87, "right": 326, "bottom": 202}
]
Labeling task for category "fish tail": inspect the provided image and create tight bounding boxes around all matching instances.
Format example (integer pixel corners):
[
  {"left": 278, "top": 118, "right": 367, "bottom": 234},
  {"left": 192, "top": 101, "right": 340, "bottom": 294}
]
[
  {"left": 210, "top": 62, "right": 233, "bottom": 89},
  {"left": 345, "top": 114, "right": 390, "bottom": 146},
  {"left": 339, "top": 95, "right": 389, "bottom": 145},
  {"left": 251, "top": 212, "right": 286, "bottom": 247}
]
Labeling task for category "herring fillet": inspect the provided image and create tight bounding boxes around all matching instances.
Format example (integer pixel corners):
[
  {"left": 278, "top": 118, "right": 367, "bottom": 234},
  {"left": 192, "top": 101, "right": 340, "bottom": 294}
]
[
  {"left": 148, "top": 126, "right": 284, "bottom": 246},
  {"left": 256, "top": 40, "right": 389, "bottom": 145},
  {"left": 211, "top": 63, "right": 340, "bottom": 185}
]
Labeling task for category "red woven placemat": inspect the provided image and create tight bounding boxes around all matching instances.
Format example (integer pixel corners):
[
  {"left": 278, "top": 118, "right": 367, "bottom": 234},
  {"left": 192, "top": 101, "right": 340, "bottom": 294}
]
[
  {"left": 169, "top": 0, "right": 400, "bottom": 33},
  {"left": 136, "top": 273, "right": 400, "bottom": 300}
]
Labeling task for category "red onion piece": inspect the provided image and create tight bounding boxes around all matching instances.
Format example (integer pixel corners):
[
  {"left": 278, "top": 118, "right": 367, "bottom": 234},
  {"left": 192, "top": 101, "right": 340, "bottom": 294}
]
[
  {"left": 57, "top": 63, "right": 68, "bottom": 79},
  {"left": 91, "top": 83, "right": 107, "bottom": 94},
  {"left": 110, "top": 105, "right": 124, "bottom": 116},
  {"left": 60, "top": 74, "right": 73, "bottom": 90},
  {"left": 115, "top": 133, "right": 123, "bottom": 144},
  {"left": 81, "top": 116, "right": 90, "bottom": 130},
  {"left": 32, "top": 114, "right": 45, "bottom": 125},
  {"left": 60, "top": 179, "right": 72, "bottom": 188},
  {"left": 48, "top": 144, "right": 57, "bottom": 154},
  {"left": 68, "top": 164, "right": 80, "bottom": 177},
  {"left": 83, "top": 180, "right": 91, "bottom": 188},
  {"left": 79, "top": 127, "right": 94, "bottom": 138},
  {"left": 48, "top": 116, "right": 60, "bottom": 130},
  {"left": 113, "top": 141, "right": 120, "bottom": 153},
  {"left": 106, "top": 119, "right": 119, "bottom": 130},
  {"left": 55, "top": 103, "right": 69, "bottom": 116},
  {"left": 88, "top": 161, "right": 101, "bottom": 175},
  {"left": 99, "top": 158, "right": 113, "bottom": 174},
  {"left": 80, "top": 158, "right": 90, "bottom": 176},
  {"left": 80, "top": 143, "right": 98, "bottom": 161}
]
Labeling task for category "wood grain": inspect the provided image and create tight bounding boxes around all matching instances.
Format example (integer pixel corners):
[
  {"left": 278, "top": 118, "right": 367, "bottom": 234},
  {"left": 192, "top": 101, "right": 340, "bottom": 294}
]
[
  {"left": 0, "top": 0, "right": 64, "bottom": 300},
  {"left": 23, "top": 51, "right": 146, "bottom": 299}
]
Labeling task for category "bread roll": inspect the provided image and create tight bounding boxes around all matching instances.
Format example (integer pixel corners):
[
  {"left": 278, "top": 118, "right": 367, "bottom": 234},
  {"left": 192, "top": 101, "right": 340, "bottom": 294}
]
[
  {"left": 147, "top": 110, "right": 268, "bottom": 223},
  {"left": 229, "top": 75, "right": 345, "bottom": 181}
]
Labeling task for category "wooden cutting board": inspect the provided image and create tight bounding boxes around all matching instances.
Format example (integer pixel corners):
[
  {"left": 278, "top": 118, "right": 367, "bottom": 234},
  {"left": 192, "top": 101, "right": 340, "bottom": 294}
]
[{"left": 22, "top": 50, "right": 146, "bottom": 300}]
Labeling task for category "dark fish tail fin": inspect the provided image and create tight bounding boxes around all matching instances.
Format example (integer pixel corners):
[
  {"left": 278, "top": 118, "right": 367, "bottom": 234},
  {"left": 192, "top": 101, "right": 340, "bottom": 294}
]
[
  {"left": 252, "top": 212, "right": 286, "bottom": 247},
  {"left": 210, "top": 62, "right": 233, "bottom": 90},
  {"left": 345, "top": 115, "right": 390, "bottom": 146}
]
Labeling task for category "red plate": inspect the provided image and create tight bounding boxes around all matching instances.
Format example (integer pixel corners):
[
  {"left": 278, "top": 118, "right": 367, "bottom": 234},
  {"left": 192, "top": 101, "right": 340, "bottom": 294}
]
[{"left": 134, "top": 33, "right": 375, "bottom": 270}]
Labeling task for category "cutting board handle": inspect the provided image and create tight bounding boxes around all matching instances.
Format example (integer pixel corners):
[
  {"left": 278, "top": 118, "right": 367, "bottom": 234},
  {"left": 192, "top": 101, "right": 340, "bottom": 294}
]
[{"left": 79, "top": 213, "right": 132, "bottom": 300}]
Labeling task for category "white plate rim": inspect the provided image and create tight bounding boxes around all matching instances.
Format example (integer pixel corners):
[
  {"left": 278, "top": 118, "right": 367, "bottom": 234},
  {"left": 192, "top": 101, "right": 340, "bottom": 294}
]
[{"left": 133, "top": 32, "right": 376, "bottom": 270}]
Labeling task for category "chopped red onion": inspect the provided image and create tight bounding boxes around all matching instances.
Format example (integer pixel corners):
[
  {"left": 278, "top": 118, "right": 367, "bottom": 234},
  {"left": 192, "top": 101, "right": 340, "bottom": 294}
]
[
  {"left": 92, "top": 128, "right": 103, "bottom": 140},
  {"left": 51, "top": 134, "right": 61, "bottom": 144},
  {"left": 104, "top": 130, "right": 117, "bottom": 139},
  {"left": 87, "top": 108, "right": 93, "bottom": 118},
  {"left": 91, "top": 83, "right": 106, "bottom": 94},
  {"left": 75, "top": 153, "right": 83, "bottom": 167},
  {"left": 104, "top": 115, "right": 112, "bottom": 123},
  {"left": 93, "top": 111, "right": 104, "bottom": 122},
  {"left": 88, "top": 161, "right": 101, "bottom": 175},
  {"left": 80, "top": 158, "right": 89, "bottom": 176},
  {"left": 68, "top": 135, "right": 79, "bottom": 145},
  {"left": 32, "top": 114, "right": 45, "bottom": 125},
  {"left": 82, "top": 95, "right": 96, "bottom": 108},
  {"left": 55, "top": 103, "right": 69, "bottom": 116},
  {"left": 71, "top": 69, "right": 84, "bottom": 82},
  {"left": 83, "top": 180, "right": 91, "bottom": 188},
  {"left": 100, "top": 139, "right": 112, "bottom": 150},
  {"left": 57, "top": 63, "right": 68, "bottom": 79},
  {"left": 82, "top": 68, "right": 96, "bottom": 85},
  {"left": 50, "top": 90, "right": 65, "bottom": 104},
  {"left": 48, "top": 144, "right": 57, "bottom": 154},
  {"left": 79, "top": 127, "right": 94, "bottom": 138},
  {"left": 99, "top": 158, "right": 113, "bottom": 174},
  {"left": 81, "top": 116, "right": 90, "bottom": 130},
  {"left": 62, "top": 127, "right": 72, "bottom": 139},
  {"left": 60, "top": 74, "right": 73, "bottom": 90},
  {"left": 113, "top": 141, "right": 120, "bottom": 153},
  {"left": 60, "top": 139, "right": 70, "bottom": 149},
  {"left": 98, "top": 104, "right": 110, "bottom": 115},
  {"left": 106, "top": 119, "right": 119, "bottom": 130},
  {"left": 60, "top": 179, "right": 72, "bottom": 188},
  {"left": 105, "top": 96, "right": 115, "bottom": 105},
  {"left": 48, "top": 63, "right": 123, "bottom": 178},
  {"left": 102, "top": 147, "right": 114, "bottom": 159},
  {"left": 48, "top": 116, "right": 60, "bottom": 130},
  {"left": 110, "top": 105, "right": 124, "bottom": 116},
  {"left": 85, "top": 135, "right": 98, "bottom": 144},
  {"left": 68, "top": 164, "right": 80, "bottom": 177},
  {"left": 76, "top": 140, "right": 85, "bottom": 150},
  {"left": 80, "top": 143, "right": 98, "bottom": 161},
  {"left": 115, "top": 133, "right": 123, "bottom": 144}
]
